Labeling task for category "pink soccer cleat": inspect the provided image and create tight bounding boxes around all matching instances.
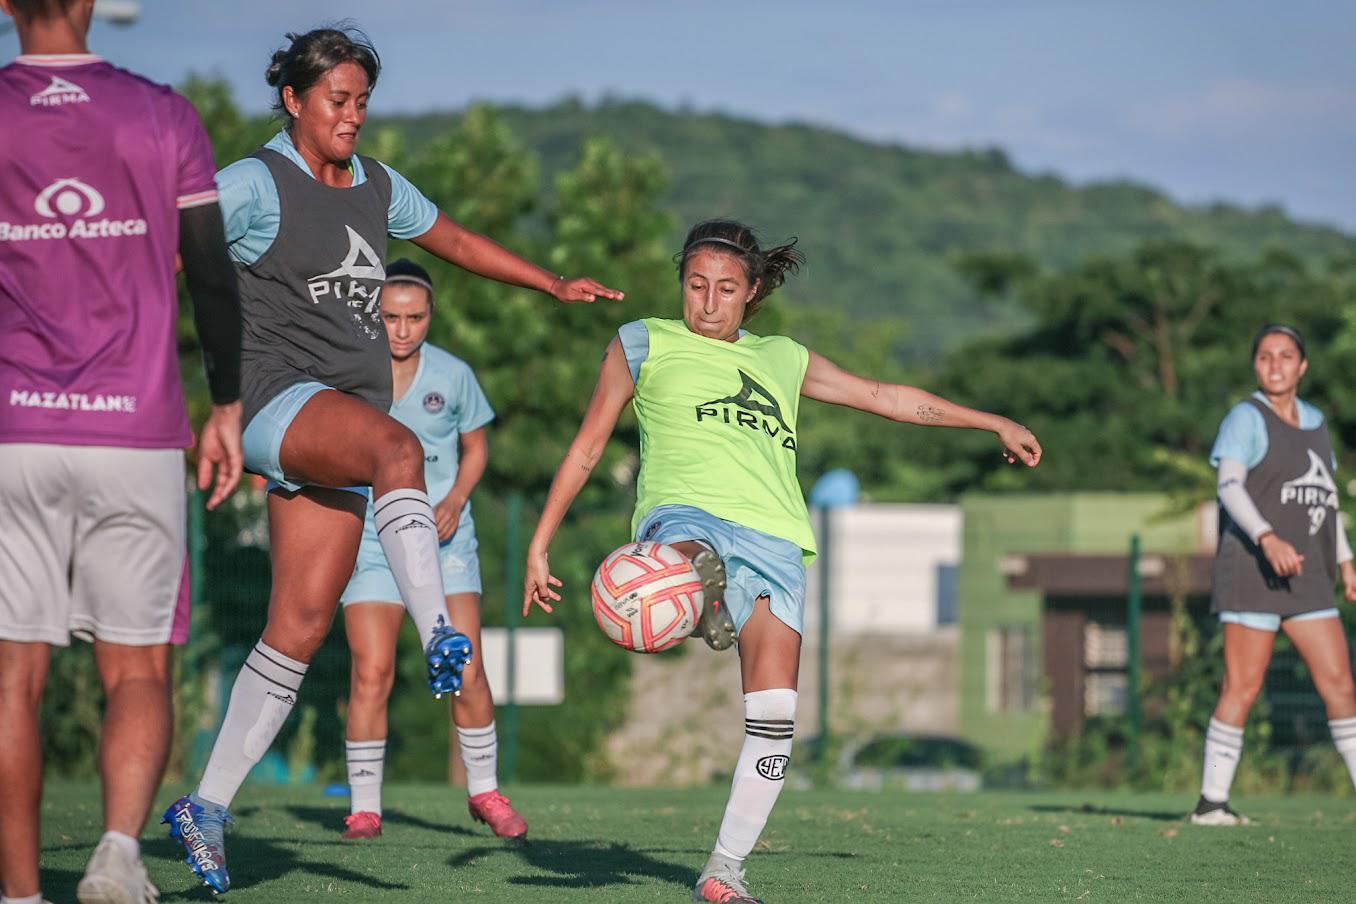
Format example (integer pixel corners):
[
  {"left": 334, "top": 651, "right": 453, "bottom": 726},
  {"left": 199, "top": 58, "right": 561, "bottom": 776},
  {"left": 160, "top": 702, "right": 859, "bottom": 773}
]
[
  {"left": 468, "top": 789, "right": 528, "bottom": 839},
  {"left": 342, "top": 811, "right": 383, "bottom": 839}
]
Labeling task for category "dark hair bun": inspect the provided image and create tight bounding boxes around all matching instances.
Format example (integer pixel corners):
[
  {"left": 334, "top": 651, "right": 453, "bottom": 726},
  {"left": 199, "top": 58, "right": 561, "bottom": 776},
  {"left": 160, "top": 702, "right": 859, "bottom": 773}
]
[{"left": 264, "top": 49, "right": 288, "bottom": 87}]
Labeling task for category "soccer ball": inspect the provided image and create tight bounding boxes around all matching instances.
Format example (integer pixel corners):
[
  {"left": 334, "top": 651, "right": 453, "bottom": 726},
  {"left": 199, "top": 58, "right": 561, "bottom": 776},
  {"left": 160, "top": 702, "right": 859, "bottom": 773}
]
[{"left": 591, "top": 541, "right": 703, "bottom": 653}]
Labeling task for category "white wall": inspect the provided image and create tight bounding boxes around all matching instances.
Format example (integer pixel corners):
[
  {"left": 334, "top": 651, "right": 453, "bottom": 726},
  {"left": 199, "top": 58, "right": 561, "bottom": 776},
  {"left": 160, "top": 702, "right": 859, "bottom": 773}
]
[{"left": 803, "top": 504, "right": 963, "bottom": 635}]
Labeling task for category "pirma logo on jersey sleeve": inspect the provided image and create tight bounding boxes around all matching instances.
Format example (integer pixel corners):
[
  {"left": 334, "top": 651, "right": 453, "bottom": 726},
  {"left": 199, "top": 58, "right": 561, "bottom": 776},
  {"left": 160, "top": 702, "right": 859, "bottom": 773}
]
[
  {"left": 30, "top": 75, "right": 90, "bottom": 107},
  {"left": 0, "top": 178, "right": 147, "bottom": 243},
  {"left": 695, "top": 369, "right": 796, "bottom": 450},
  {"left": 306, "top": 225, "right": 386, "bottom": 339},
  {"left": 1280, "top": 448, "right": 1339, "bottom": 535}
]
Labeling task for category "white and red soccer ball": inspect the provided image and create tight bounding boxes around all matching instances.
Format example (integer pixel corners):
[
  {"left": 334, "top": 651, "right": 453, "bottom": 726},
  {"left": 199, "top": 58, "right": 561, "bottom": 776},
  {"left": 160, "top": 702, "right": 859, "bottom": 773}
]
[{"left": 591, "top": 541, "right": 703, "bottom": 653}]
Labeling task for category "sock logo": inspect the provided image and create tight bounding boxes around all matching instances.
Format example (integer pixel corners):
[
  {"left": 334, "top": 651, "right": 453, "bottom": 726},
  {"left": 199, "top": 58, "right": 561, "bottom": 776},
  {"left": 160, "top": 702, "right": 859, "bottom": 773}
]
[
  {"left": 266, "top": 690, "right": 296, "bottom": 705},
  {"left": 756, "top": 754, "right": 789, "bottom": 780},
  {"left": 352, "top": 768, "right": 376, "bottom": 778}
]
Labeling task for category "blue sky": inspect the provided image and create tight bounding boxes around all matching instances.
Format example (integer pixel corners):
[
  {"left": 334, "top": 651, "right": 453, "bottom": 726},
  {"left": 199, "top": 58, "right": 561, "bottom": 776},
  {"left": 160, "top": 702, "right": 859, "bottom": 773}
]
[{"left": 8, "top": 0, "right": 1355, "bottom": 230}]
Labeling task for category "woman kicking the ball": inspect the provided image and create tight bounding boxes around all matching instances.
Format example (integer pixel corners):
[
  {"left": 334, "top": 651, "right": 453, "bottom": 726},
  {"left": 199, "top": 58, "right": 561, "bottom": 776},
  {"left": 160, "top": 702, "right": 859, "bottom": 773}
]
[{"left": 524, "top": 219, "right": 1041, "bottom": 903}]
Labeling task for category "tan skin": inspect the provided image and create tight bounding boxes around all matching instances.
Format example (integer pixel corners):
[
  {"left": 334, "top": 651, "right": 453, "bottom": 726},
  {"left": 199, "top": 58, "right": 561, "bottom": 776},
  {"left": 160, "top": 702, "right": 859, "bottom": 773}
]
[
  {"left": 254, "top": 59, "right": 621, "bottom": 669},
  {"left": 0, "top": 2, "right": 240, "bottom": 897},
  {"left": 1212, "top": 332, "right": 1356, "bottom": 728},
  {"left": 344, "top": 284, "right": 495, "bottom": 745},
  {"left": 523, "top": 248, "right": 1041, "bottom": 694}
]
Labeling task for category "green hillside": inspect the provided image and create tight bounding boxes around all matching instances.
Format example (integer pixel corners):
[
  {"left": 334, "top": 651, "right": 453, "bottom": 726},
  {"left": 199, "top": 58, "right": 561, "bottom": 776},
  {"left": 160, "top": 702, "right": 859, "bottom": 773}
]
[{"left": 379, "top": 99, "right": 1354, "bottom": 361}]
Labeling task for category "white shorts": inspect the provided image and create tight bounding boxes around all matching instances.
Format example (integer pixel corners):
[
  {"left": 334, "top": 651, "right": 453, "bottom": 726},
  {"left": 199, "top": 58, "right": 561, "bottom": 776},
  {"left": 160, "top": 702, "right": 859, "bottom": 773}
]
[{"left": 0, "top": 443, "right": 190, "bottom": 646}]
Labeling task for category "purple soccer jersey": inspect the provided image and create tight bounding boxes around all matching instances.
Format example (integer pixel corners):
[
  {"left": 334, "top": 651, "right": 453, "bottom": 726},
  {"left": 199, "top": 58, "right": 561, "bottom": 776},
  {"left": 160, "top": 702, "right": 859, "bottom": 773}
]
[{"left": 0, "top": 54, "right": 219, "bottom": 449}]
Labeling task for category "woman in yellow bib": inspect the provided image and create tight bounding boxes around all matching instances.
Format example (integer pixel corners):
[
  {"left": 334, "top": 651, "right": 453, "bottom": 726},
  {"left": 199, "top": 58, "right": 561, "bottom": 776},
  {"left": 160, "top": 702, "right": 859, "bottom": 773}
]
[{"left": 524, "top": 219, "right": 1042, "bottom": 904}]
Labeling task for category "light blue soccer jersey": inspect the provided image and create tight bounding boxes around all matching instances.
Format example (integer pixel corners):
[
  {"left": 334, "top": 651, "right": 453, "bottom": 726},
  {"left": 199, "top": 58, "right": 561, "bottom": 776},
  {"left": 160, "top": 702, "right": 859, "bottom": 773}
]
[
  {"left": 215, "top": 129, "right": 438, "bottom": 266},
  {"left": 356, "top": 344, "right": 494, "bottom": 556},
  {"left": 1210, "top": 390, "right": 1328, "bottom": 468}
]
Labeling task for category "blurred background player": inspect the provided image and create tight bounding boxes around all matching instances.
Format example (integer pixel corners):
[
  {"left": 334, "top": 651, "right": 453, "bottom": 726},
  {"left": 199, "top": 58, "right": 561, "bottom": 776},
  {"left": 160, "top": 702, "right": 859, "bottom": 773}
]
[
  {"left": 164, "top": 25, "right": 618, "bottom": 893},
  {"left": 0, "top": 1, "right": 243, "bottom": 902},
  {"left": 1193, "top": 324, "right": 1356, "bottom": 825},
  {"left": 338, "top": 259, "right": 526, "bottom": 841},
  {"left": 524, "top": 219, "right": 1042, "bottom": 903}
]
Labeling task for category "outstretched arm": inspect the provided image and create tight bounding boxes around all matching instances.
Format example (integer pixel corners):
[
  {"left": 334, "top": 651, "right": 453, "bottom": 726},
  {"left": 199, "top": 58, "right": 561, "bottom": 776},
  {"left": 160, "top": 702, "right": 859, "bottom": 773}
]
[
  {"left": 412, "top": 212, "right": 624, "bottom": 303},
  {"left": 524, "top": 338, "right": 636, "bottom": 614},
  {"left": 800, "top": 350, "right": 1042, "bottom": 467}
]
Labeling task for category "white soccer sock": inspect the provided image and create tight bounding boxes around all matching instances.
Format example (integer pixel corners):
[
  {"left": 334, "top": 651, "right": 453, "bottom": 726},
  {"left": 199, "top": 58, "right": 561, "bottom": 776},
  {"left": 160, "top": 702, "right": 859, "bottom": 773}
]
[
  {"left": 346, "top": 738, "right": 386, "bottom": 815},
  {"left": 100, "top": 830, "right": 139, "bottom": 861},
  {"left": 713, "top": 688, "right": 797, "bottom": 861},
  {"left": 1, "top": 894, "right": 44, "bottom": 904},
  {"left": 373, "top": 489, "right": 450, "bottom": 641},
  {"left": 197, "top": 640, "right": 307, "bottom": 807},
  {"left": 1329, "top": 716, "right": 1356, "bottom": 789},
  {"left": 1200, "top": 717, "right": 1244, "bottom": 803},
  {"left": 458, "top": 722, "right": 499, "bottom": 796}
]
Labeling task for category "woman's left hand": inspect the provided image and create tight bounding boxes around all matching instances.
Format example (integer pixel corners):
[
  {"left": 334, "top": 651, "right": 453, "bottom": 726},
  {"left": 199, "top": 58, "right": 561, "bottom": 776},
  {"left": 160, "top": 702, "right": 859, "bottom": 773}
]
[
  {"left": 1342, "top": 560, "right": 1356, "bottom": 602},
  {"left": 550, "top": 276, "right": 624, "bottom": 304}
]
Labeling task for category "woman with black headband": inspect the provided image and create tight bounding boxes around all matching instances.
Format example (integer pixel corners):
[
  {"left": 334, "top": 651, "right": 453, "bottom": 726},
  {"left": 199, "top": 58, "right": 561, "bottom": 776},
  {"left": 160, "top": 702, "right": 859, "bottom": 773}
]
[
  {"left": 523, "top": 219, "right": 1042, "bottom": 903},
  {"left": 1193, "top": 324, "right": 1356, "bottom": 825},
  {"left": 162, "top": 25, "right": 620, "bottom": 893}
]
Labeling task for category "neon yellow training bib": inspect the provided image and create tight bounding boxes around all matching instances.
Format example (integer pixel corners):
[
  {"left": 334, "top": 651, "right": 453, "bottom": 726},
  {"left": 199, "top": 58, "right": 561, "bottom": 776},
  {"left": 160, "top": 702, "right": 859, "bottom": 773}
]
[{"left": 630, "top": 318, "right": 816, "bottom": 560}]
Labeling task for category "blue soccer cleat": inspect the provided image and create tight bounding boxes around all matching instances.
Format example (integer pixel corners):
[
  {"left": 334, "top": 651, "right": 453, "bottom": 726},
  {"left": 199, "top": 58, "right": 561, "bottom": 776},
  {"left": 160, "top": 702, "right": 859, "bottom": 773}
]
[
  {"left": 425, "top": 615, "right": 473, "bottom": 699},
  {"left": 163, "top": 793, "right": 233, "bottom": 894}
]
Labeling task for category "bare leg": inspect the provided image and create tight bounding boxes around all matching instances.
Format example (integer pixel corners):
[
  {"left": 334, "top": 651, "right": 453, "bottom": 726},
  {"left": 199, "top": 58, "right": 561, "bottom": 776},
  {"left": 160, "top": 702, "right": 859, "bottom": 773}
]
[
  {"left": 0, "top": 641, "right": 50, "bottom": 900},
  {"left": 343, "top": 603, "right": 405, "bottom": 741},
  {"left": 261, "top": 487, "right": 366, "bottom": 663},
  {"left": 1212, "top": 623, "right": 1275, "bottom": 725},
  {"left": 278, "top": 390, "right": 425, "bottom": 498},
  {"left": 448, "top": 593, "right": 493, "bottom": 729},
  {"left": 95, "top": 642, "right": 172, "bottom": 838},
  {"left": 1284, "top": 616, "right": 1356, "bottom": 720}
]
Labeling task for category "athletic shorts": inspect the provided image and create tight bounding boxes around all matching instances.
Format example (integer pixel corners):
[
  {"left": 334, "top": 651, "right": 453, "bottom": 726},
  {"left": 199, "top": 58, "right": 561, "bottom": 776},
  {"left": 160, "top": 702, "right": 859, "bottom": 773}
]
[
  {"left": 635, "top": 504, "right": 807, "bottom": 635},
  {"left": 242, "top": 380, "right": 367, "bottom": 498},
  {"left": 340, "top": 520, "right": 483, "bottom": 604},
  {"left": 0, "top": 443, "right": 191, "bottom": 646},
  {"left": 1218, "top": 608, "right": 1340, "bottom": 632}
]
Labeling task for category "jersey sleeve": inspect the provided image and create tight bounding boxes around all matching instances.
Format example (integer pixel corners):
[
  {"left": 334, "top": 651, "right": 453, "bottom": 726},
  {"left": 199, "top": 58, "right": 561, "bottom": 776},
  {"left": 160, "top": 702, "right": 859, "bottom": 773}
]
[
  {"left": 171, "top": 92, "right": 219, "bottom": 209},
  {"left": 1209, "top": 403, "right": 1267, "bottom": 469},
  {"left": 379, "top": 162, "right": 439, "bottom": 240},
  {"left": 214, "top": 157, "right": 276, "bottom": 262},
  {"left": 451, "top": 361, "right": 495, "bottom": 433},
  {"left": 618, "top": 320, "right": 650, "bottom": 384}
]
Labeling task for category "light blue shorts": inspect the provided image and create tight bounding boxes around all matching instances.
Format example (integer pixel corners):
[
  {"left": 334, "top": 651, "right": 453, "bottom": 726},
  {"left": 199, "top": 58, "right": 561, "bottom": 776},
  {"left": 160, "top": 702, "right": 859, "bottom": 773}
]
[
  {"left": 242, "top": 381, "right": 367, "bottom": 497},
  {"left": 635, "top": 504, "right": 807, "bottom": 636},
  {"left": 340, "top": 521, "right": 482, "bottom": 604},
  {"left": 1218, "top": 608, "right": 1340, "bottom": 632}
]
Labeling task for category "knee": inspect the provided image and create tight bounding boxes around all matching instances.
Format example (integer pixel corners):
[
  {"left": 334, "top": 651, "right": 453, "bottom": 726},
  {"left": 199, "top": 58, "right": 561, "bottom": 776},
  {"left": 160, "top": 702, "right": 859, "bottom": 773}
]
[
  {"left": 0, "top": 647, "right": 48, "bottom": 708},
  {"left": 377, "top": 423, "right": 424, "bottom": 477},
  {"left": 351, "top": 656, "right": 396, "bottom": 700},
  {"left": 1314, "top": 669, "right": 1356, "bottom": 706},
  {"left": 1220, "top": 674, "right": 1265, "bottom": 711}
]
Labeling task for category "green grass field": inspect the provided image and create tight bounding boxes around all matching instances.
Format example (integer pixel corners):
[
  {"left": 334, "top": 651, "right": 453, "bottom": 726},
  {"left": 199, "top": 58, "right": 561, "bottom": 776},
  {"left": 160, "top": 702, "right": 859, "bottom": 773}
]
[{"left": 37, "top": 783, "right": 1356, "bottom": 902}]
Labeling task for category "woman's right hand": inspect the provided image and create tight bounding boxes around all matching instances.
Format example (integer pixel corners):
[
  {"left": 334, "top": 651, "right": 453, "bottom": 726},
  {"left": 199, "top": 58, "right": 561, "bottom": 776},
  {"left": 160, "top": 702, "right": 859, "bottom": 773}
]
[
  {"left": 524, "top": 545, "right": 563, "bottom": 616},
  {"left": 549, "top": 275, "right": 624, "bottom": 304},
  {"left": 1259, "top": 532, "right": 1305, "bottom": 577}
]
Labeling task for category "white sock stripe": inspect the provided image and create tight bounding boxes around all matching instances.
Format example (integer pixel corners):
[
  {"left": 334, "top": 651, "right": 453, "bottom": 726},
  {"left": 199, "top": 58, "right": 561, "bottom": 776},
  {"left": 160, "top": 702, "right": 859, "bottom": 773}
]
[
  {"left": 372, "top": 489, "right": 431, "bottom": 517},
  {"left": 457, "top": 722, "right": 497, "bottom": 736},
  {"left": 1208, "top": 718, "right": 1244, "bottom": 736},
  {"left": 345, "top": 740, "right": 387, "bottom": 749}
]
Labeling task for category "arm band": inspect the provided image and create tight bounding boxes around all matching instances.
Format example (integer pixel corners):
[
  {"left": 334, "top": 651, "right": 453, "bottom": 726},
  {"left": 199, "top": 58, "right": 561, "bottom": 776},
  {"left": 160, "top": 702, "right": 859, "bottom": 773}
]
[{"left": 180, "top": 202, "right": 242, "bottom": 404}]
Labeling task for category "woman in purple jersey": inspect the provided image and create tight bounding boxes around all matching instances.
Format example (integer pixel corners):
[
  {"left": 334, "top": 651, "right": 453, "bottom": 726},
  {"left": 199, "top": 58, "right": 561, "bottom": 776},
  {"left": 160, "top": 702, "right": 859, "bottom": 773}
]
[{"left": 165, "top": 25, "right": 621, "bottom": 894}]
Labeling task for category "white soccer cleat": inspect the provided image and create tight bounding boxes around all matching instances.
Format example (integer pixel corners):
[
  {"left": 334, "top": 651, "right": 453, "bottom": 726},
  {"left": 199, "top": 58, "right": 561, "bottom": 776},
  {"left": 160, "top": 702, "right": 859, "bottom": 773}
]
[
  {"left": 76, "top": 837, "right": 160, "bottom": 904},
  {"left": 1189, "top": 797, "right": 1251, "bottom": 826}
]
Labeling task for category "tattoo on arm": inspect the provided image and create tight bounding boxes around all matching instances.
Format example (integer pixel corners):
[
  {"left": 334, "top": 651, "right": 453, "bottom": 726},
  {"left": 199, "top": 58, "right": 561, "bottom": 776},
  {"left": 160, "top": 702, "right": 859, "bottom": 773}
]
[{"left": 917, "top": 404, "right": 945, "bottom": 424}]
